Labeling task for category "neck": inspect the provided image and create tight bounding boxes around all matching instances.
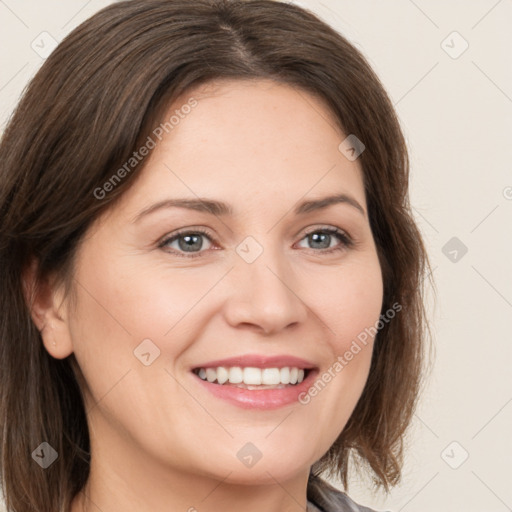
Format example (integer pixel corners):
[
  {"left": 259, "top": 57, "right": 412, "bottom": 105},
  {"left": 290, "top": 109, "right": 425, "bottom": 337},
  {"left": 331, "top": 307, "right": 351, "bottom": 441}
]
[
  {"left": 71, "top": 426, "right": 311, "bottom": 512},
  {"left": 72, "top": 464, "right": 311, "bottom": 512}
]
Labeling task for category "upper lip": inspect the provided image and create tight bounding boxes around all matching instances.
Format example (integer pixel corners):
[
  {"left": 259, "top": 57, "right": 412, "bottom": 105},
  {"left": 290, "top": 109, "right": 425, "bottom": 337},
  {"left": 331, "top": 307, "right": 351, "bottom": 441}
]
[{"left": 192, "top": 354, "right": 317, "bottom": 370}]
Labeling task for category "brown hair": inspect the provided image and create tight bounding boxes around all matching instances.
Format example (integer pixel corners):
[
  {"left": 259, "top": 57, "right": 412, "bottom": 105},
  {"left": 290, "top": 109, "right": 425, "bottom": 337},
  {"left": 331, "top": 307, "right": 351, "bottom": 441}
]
[{"left": 0, "top": 0, "right": 433, "bottom": 510}]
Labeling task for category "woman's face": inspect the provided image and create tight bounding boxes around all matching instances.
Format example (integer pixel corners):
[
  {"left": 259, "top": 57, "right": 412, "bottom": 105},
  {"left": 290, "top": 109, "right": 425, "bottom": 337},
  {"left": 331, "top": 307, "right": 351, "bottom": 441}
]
[{"left": 55, "top": 79, "right": 383, "bottom": 485}]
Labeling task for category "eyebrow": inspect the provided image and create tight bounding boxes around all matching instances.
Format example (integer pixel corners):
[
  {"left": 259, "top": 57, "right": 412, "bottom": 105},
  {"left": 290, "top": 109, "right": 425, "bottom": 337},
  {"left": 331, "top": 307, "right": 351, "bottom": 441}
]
[{"left": 132, "top": 193, "right": 366, "bottom": 223}]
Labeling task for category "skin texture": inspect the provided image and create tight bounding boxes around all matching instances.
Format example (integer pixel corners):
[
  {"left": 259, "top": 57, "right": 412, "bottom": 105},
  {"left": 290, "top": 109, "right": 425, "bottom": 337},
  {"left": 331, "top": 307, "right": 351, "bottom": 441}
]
[{"left": 30, "top": 79, "right": 383, "bottom": 512}]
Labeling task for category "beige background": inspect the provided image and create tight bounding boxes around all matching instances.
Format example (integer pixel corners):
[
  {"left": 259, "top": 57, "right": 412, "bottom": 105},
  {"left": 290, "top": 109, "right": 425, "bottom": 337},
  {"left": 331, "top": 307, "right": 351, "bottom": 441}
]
[{"left": 1, "top": 1, "right": 511, "bottom": 511}]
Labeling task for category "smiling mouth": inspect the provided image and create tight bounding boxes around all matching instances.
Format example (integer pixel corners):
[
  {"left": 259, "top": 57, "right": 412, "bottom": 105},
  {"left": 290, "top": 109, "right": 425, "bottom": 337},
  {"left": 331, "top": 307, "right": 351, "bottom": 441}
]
[{"left": 192, "top": 366, "right": 311, "bottom": 390}]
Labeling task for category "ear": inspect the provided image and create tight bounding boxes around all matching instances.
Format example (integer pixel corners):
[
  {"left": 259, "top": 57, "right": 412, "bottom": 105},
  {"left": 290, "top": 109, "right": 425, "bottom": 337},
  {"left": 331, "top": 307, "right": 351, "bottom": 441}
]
[{"left": 22, "top": 258, "right": 74, "bottom": 359}]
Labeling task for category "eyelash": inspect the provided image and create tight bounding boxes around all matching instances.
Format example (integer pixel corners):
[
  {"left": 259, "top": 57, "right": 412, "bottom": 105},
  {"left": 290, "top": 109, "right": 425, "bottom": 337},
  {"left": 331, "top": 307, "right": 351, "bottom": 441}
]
[{"left": 158, "top": 226, "right": 354, "bottom": 259}]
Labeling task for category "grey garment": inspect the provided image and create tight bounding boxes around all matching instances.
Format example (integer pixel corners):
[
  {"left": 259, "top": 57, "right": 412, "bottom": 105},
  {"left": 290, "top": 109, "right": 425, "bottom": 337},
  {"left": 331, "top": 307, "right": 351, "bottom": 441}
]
[
  {"left": 307, "top": 499, "right": 325, "bottom": 512},
  {"left": 307, "top": 475, "right": 391, "bottom": 512}
]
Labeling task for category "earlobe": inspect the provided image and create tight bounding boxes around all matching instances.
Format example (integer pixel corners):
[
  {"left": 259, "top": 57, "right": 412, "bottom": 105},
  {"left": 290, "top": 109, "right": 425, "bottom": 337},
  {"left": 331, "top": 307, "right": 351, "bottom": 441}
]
[
  {"left": 39, "top": 320, "right": 74, "bottom": 360},
  {"left": 22, "top": 258, "right": 74, "bottom": 360}
]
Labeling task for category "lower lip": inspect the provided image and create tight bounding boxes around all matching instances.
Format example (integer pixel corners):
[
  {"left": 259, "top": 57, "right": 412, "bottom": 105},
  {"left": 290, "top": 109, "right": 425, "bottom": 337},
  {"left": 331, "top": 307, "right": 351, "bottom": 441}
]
[{"left": 192, "top": 370, "right": 318, "bottom": 410}]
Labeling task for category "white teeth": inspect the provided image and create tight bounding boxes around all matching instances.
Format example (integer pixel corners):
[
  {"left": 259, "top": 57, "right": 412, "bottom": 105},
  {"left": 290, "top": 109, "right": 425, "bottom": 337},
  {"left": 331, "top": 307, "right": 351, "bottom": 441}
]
[
  {"left": 243, "top": 367, "right": 262, "bottom": 385},
  {"left": 228, "top": 367, "right": 243, "bottom": 384},
  {"left": 216, "top": 366, "right": 229, "bottom": 384},
  {"left": 195, "top": 366, "right": 307, "bottom": 386},
  {"left": 262, "top": 368, "right": 281, "bottom": 385}
]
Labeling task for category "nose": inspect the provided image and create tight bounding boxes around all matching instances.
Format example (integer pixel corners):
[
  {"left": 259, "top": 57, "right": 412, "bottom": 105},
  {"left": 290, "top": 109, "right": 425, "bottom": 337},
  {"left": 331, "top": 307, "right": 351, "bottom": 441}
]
[{"left": 222, "top": 245, "right": 309, "bottom": 335}]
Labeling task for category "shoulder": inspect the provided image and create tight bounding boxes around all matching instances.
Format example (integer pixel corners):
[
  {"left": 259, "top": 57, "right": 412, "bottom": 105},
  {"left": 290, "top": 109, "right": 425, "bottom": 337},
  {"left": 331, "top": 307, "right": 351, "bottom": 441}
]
[{"left": 307, "top": 474, "right": 392, "bottom": 512}]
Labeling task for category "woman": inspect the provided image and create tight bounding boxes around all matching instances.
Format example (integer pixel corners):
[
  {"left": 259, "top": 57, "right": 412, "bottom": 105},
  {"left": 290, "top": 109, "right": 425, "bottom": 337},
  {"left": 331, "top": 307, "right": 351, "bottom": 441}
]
[{"left": 0, "top": 1, "right": 432, "bottom": 511}]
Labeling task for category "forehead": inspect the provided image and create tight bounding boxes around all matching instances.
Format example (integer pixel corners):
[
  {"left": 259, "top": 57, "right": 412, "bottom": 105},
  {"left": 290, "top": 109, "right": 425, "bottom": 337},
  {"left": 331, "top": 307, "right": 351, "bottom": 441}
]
[{"left": 113, "top": 78, "right": 367, "bottom": 219}]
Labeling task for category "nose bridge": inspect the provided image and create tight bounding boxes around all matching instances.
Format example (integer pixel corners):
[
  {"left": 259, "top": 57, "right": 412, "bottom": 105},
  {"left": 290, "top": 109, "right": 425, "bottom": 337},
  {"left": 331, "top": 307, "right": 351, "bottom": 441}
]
[{"left": 223, "top": 235, "right": 308, "bottom": 333}]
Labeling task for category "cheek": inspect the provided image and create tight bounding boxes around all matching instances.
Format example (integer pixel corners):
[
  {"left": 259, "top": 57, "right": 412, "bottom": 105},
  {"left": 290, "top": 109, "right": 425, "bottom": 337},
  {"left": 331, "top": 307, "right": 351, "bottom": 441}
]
[
  {"left": 70, "top": 251, "right": 214, "bottom": 343},
  {"left": 297, "top": 254, "right": 383, "bottom": 437},
  {"left": 331, "top": 255, "right": 383, "bottom": 389},
  {"left": 67, "top": 256, "right": 225, "bottom": 402},
  {"left": 315, "top": 252, "right": 384, "bottom": 350}
]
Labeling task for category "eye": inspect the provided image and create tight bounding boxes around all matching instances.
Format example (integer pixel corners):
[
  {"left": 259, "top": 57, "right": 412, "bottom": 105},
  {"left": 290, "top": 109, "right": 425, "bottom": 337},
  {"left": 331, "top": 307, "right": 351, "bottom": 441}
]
[
  {"left": 158, "top": 226, "right": 354, "bottom": 258},
  {"left": 158, "top": 228, "right": 214, "bottom": 258},
  {"left": 296, "top": 227, "right": 353, "bottom": 253}
]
